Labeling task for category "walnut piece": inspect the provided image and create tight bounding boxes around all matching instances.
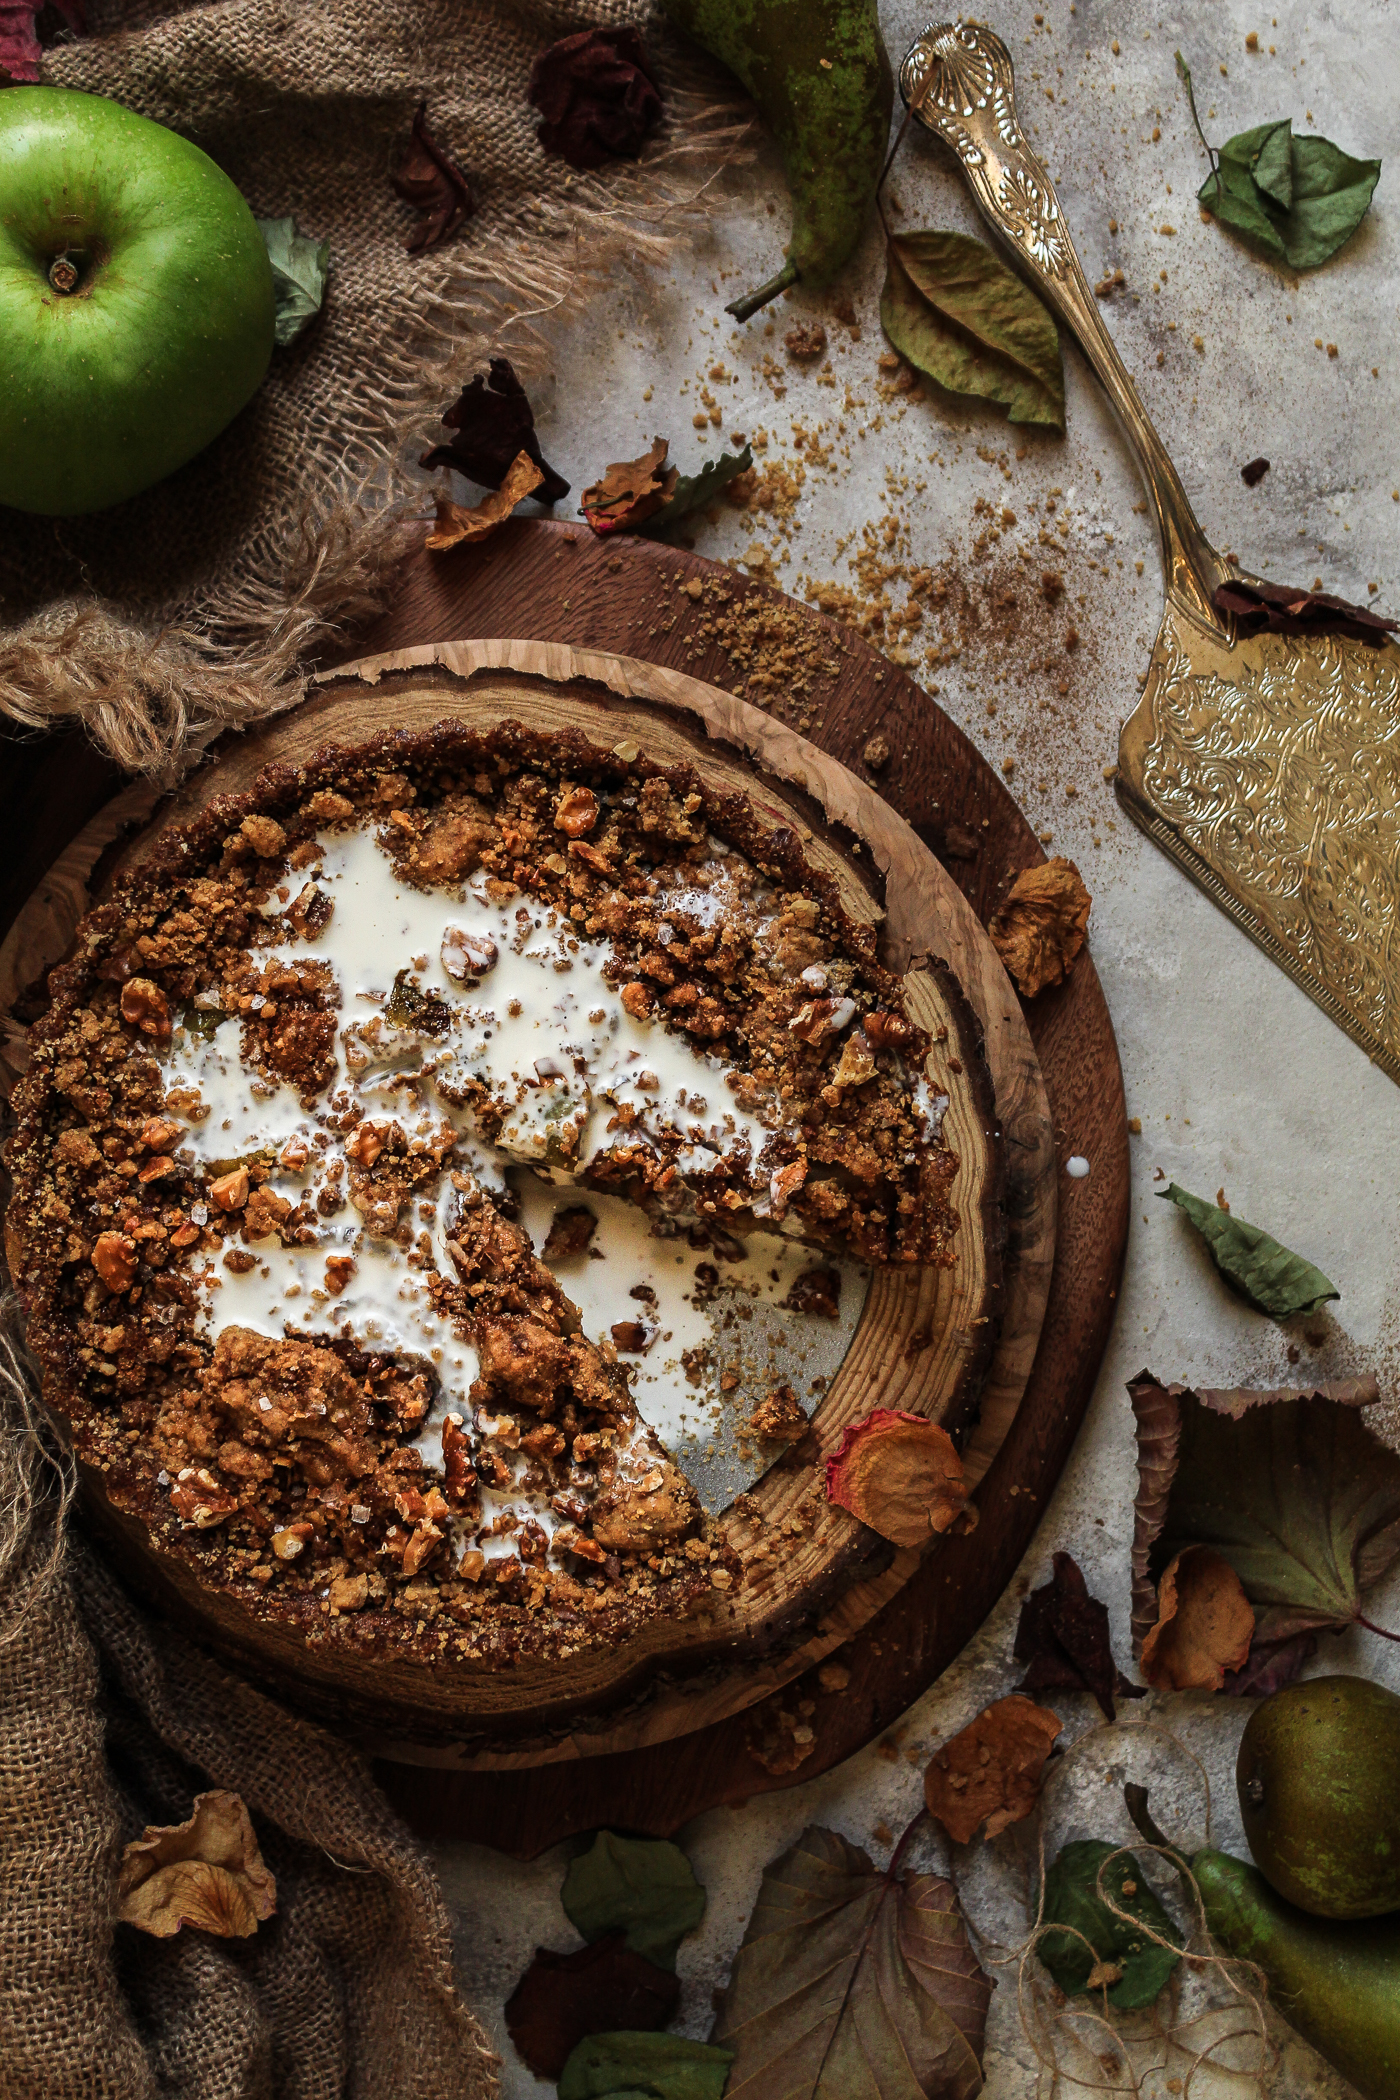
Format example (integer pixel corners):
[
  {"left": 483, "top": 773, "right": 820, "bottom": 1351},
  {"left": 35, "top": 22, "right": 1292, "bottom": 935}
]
[
  {"left": 210, "top": 1167, "right": 249, "bottom": 1212},
  {"left": 92, "top": 1230, "right": 137, "bottom": 1292},
  {"left": 119, "top": 977, "right": 172, "bottom": 1042},
  {"left": 748, "top": 1385, "right": 809, "bottom": 1443},
  {"left": 554, "top": 784, "right": 599, "bottom": 836}
]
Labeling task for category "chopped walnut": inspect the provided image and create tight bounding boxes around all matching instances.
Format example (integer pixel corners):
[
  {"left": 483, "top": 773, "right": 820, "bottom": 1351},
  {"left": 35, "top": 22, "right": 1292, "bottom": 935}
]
[
  {"left": 323, "top": 1254, "right": 356, "bottom": 1296},
  {"left": 554, "top": 784, "right": 599, "bottom": 836},
  {"left": 119, "top": 978, "right": 171, "bottom": 1042},
  {"left": 92, "top": 1231, "right": 137, "bottom": 1292},
  {"left": 863, "top": 1010, "right": 912, "bottom": 1050},
  {"left": 210, "top": 1167, "right": 250, "bottom": 1212},
  {"left": 788, "top": 996, "right": 856, "bottom": 1044}
]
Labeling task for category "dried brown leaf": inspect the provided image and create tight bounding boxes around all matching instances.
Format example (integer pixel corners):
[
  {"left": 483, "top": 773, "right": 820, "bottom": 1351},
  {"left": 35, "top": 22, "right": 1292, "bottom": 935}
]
[
  {"left": 117, "top": 1789, "right": 275, "bottom": 1939},
  {"left": 924, "top": 1694, "right": 1063, "bottom": 1845},
  {"left": 581, "top": 438, "right": 678, "bottom": 535},
  {"left": 420, "top": 357, "right": 569, "bottom": 502},
  {"left": 825, "top": 1407, "right": 977, "bottom": 1548},
  {"left": 1140, "top": 1545, "right": 1255, "bottom": 1691},
  {"left": 425, "top": 451, "right": 543, "bottom": 551},
  {"left": 392, "top": 101, "right": 473, "bottom": 254},
  {"left": 712, "top": 1825, "right": 991, "bottom": 2100},
  {"left": 987, "top": 856, "right": 1091, "bottom": 997},
  {"left": 505, "top": 1932, "right": 679, "bottom": 2079},
  {"left": 527, "top": 26, "right": 662, "bottom": 172},
  {"left": 1013, "top": 1550, "right": 1144, "bottom": 1719},
  {"left": 1213, "top": 576, "right": 1397, "bottom": 647}
]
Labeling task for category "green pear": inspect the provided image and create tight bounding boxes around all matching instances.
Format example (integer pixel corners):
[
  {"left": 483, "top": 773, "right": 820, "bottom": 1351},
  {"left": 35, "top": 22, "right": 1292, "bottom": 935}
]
[
  {"left": 1127, "top": 1784, "right": 1400, "bottom": 2100},
  {"left": 655, "top": 0, "right": 892, "bottom": 321},
  {"left": 1238, "top": 1675, "right": 1400, "bottom": 1919},
  {"left": 1195, "top": 1849, "right": 1400, "bottom": 2100}
]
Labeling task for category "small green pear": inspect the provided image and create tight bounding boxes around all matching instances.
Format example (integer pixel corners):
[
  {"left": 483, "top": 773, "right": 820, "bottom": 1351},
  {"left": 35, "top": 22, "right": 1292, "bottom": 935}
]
[
  {"left": 1237, "top": 1675, "right": 1400, "bottom": 1919},
  {"left": 1195, "top": 1849, "right": 1400, "bottom": 2100},
  {"left": 1127, "top": 1784, "right": 1400, "bottom": 2100}
]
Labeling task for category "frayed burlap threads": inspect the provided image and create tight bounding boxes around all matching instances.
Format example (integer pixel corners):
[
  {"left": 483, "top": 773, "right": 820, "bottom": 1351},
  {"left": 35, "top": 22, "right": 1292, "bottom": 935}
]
[
  {"left": 0, "top": 1304, "right": 501, "bottom": 2100},
  {"left": 4, "top": 0, "right": 753, "bottom": 777}
]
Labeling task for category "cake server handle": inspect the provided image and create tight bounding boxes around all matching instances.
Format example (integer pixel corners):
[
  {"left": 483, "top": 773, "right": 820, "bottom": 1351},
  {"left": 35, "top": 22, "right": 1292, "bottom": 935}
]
[{"left": 898, "top": 20, "right": 1229, "bottom": 622}]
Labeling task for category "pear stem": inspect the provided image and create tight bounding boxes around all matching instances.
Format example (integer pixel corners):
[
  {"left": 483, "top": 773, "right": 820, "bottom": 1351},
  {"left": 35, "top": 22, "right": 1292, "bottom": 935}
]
[
  {"left": 725, "top": 259, "right": 799, "bottom": 324},
  {"left": 1123, "top": 1784, "right": 1194, "bottom": 1883}
]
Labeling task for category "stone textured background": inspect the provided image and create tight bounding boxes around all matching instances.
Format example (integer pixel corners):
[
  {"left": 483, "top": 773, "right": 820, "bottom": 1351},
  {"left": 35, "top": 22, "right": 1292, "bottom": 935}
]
[{"left": 437, "top": 2, "right": 1400, "bottom": 2090}]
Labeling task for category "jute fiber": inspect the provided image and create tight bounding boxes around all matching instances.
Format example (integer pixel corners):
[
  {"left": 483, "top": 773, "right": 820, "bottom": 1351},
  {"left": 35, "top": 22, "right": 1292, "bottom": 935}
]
[
  {"left": 0, "top": 1310, "right": 502, "bottom": 2100},
  {"left": 1, "top": 0, "right": 749, "bottom": 773}
]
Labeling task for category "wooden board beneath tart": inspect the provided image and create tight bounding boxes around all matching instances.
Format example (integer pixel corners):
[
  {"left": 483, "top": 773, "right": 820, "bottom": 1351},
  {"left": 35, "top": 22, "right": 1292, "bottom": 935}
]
[
  {"left": 19, "top": 646, "right": 1046, "bottom": 1759},
  {"left": 0, "top": 524, "right": 1129, "bottom": 1854}
]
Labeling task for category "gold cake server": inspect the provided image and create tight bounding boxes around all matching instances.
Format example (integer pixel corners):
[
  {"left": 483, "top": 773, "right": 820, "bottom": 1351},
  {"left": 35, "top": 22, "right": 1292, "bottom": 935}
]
[{"left": 900, "top": 21, "right": 1400, "bottom": 1081}]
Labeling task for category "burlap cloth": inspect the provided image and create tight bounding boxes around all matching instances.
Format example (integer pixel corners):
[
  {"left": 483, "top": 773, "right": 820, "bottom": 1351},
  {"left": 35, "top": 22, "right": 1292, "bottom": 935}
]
[
  {"left": 0, "top": 4, "right": 750, "bottom": 2090},
  {"left": 1, "top": 0, "right": 747, "bottom": 772}
]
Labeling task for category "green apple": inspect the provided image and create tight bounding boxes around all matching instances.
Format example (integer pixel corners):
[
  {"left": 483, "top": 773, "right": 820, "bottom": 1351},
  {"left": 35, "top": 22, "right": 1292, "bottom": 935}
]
[{"left": 0, "top": 87, "right": 275, "bottom": 516}]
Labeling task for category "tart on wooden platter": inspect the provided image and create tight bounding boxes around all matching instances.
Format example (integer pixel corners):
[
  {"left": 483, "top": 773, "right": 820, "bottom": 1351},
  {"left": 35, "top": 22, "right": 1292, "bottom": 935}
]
[{"left": 4, "top": 647, "right": 1049, "bottom": 1755}]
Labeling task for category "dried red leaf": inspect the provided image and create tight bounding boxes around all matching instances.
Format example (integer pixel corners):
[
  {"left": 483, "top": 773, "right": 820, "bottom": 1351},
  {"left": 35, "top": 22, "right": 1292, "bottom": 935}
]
[
  {"left": 425, "top": 450, "right": 543, "bottom": 551},
  {"left": 528, "top": 27, "right": 662, "bottom": 172},
  {"left": 825, "top": 1407, "right": 977, "bottom": 1549},
  {"left": 1213, "top": 575, "right": 1397, "bottom": 646},
  {"left": 505, "top": 1932, "right": 679, "bottom": 2079},
  {"left": 1013, "top": 1551, "right": 1145, "bottom": 1721},
  {"left": 581, "top": 437, "right": 679, "bottom": 536},
  {"left": 116, "top": 1789, "right": 276, "bottom": 1939},
  {"left": 988, "top": 855, "right": 1091, "bottom": 998},
  {"left": 0, "top": 0, "right": 81, "bottom": 84},
  {"left": 1140, "top": 1545, "right": 1254, "bottom": 1692},
  {"left": 392, "top": 102, "right": 473, "bottom": 255},
  {"left": 1221, "top": 1627, "right": 1317, "bottom": 1698},
  {"left": 924, "top": 1695, "right": 1063, "bottom": 1845},
  {"left": 420, "top": 357, "right": 569, "bottom": 504}
]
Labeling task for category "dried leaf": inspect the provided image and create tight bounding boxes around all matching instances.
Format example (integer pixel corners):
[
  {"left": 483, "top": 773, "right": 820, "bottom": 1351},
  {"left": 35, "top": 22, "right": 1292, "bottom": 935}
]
[
  {"left": 559, "top": 2031, "right": 732, "bottom": 2100},
  {"left": 1220, "top": 1626, "right": 1318, "bottom": 1698},
  {"left": 640, "top": 445, "right": 754, "bottom": 537},
  {"left": 581, "top": 438, "right": 679, "bottom": 536},
  {"left": 256, "top": 216, "right": 330, "bottom": 347},
  {"left": 987, "top": 856, "right": 1091, "bottom": 998},
  {"left": 1140, "top": 1545, "right": 1255, "bottom": 1691},
  {"left": 1213, "top": 575, "right": 1397, "bottom": 647},
  {"left": 1037, "top": 1840, "right": 1182, "bottom": 2011},
  {"left": 392, "top": 102, "right": 474, "bottom": 254},
  {"left": 1128, "top": 1371, "right": 1400, "bottom": 1683},
  {"left": 1202, "top": 119, "right": 1381, "bottom": 271},
  {"left": 561, "top": 1831, "right": 705, "bottom": 1971},
  {"left": 825, "top": 1407, "right": 977, "bottom": 1548},
  {"left": 1013, "top": 1551, "right": 1144, "bottom": 1720},
  {"left": 528, "top": 26, "right": 662, "bottom": 172},
  {"left": 0, "top": 0, "right": 81, "bottom": 83},
  {"left": 1156, "top": 1180, "right": 1339, "bottom": 1317},
  {"left": 924, "top": 1695, "right": 1063, "bottom": 1846},
  {"left": 506, "top": 1933, "right": 680, "bottom": 2079},
  {"left": 881, "top": 230, "right": 1064, "bottom": 432},
  {"left": 712, "top": 1824, "right": 992, "bottom": 2100},
  {"left": 420, "top": 358, "right": 569, "bottom": 503},
  {"left": 117, "top": 1789, "right": 276, "bottom": 1939},
  {"left": 426, "top": 450, "right": 544, "bottom": 550}
]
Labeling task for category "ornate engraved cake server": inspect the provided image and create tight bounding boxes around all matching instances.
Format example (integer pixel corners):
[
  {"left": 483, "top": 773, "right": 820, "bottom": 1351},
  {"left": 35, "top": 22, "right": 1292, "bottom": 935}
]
[{"left": 901, "top": 21, "right": 1400, "bottom": 1081}]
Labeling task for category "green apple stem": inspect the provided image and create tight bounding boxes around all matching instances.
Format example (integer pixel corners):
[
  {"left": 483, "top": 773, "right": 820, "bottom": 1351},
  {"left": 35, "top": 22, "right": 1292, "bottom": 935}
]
[{"left": 48, "top": 255, "right": 79, "bottom": 295}]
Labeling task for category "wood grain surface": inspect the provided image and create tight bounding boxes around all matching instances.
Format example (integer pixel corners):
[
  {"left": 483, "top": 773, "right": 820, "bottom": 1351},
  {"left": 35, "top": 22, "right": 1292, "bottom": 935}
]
[
  {"left": 62, "top": 649, "right": 1039, "bottom": 1759},
  {"left": 0, "top": 521, "right": 1129, "bottom": 1855}
]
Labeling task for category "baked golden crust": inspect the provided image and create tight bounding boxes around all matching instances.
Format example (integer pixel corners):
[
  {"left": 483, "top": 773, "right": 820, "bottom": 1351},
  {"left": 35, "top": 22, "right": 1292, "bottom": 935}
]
[{"left": 5, "top": 718, "right": 982, "bottom": 1685}]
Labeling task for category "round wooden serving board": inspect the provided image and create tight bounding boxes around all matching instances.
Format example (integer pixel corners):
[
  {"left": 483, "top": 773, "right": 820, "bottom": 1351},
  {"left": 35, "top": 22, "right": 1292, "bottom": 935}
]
[{"left": 0, "top": 523, "right": 1130, "bottom": 1856}]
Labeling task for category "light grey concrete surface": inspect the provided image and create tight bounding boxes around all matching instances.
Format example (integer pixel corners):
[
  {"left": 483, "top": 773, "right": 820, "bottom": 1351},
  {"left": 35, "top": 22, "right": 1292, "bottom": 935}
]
[{"left": 436, "top": 3, "right": 1400, "bottom": 2091}]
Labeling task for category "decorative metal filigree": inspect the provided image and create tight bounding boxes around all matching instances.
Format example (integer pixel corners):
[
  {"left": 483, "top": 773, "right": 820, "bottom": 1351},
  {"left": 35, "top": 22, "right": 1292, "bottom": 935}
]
[
  {"left": 1119, "top": 599, "right": 1400, "bottom": 1075},
  {"left": 900, "top": 21, "right": 1070, "bottom": 280}
]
